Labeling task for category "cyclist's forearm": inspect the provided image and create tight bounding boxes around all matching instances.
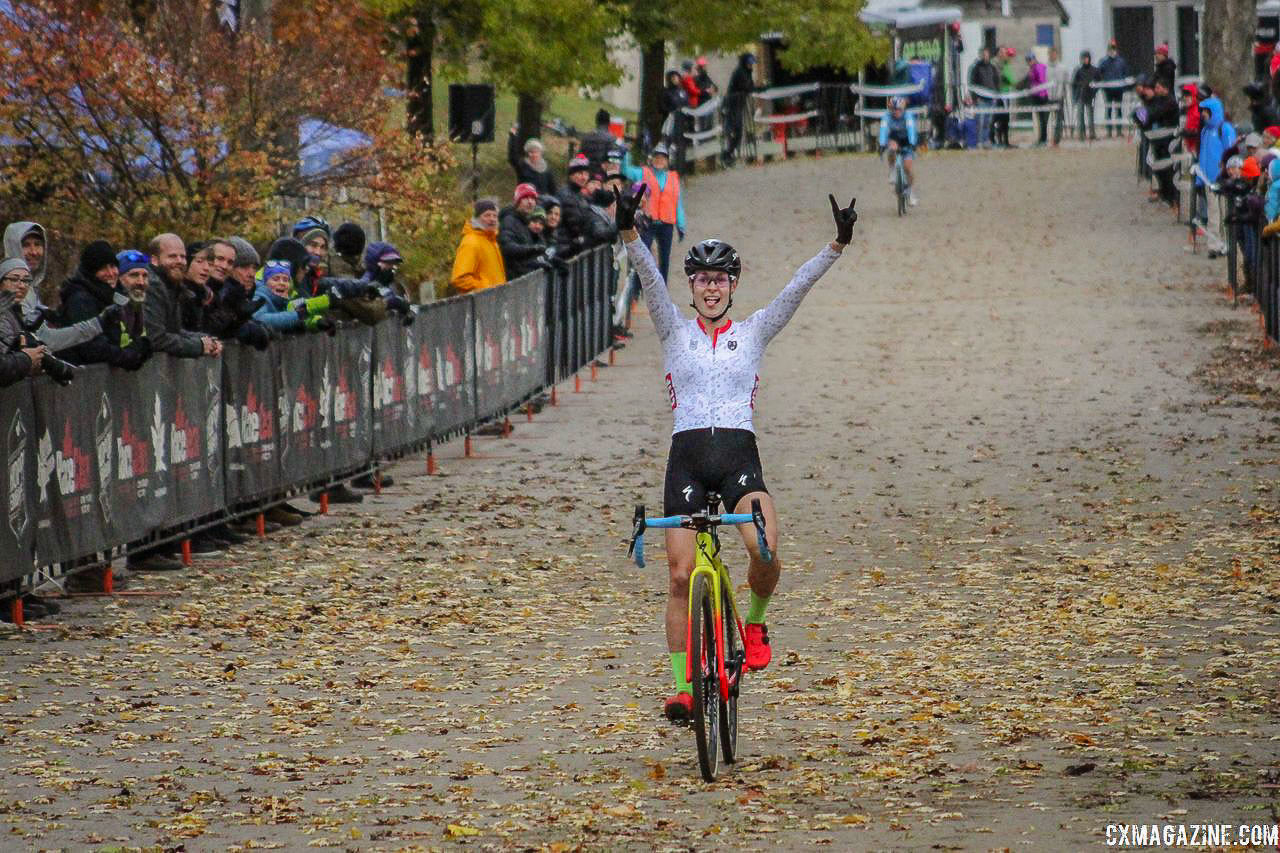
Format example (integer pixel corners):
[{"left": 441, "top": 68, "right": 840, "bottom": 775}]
[
  {"left": 756, "top": 245, "right": 844, "bottom": 341},
  {"left": 622, "top": 231, "right": 679, "bottom": 339}
]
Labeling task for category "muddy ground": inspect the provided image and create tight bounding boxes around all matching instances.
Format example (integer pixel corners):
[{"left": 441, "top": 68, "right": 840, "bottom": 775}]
[{"left": 2, "top": 142, "right": 1278, "bottom": 851}]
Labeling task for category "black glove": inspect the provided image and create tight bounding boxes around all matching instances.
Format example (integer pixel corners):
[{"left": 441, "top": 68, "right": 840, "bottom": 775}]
[
  {"left": 614, "top": 183, "right": 647, "bottom": 231},
  {"left": 98, "top": 303, "right": 123, "bottom": 330},
  {"left": 362, "top": 284, "right": 382, "bottom": 300},
  {"left": 238, "top": 320, "right": 272, "bottom": 351},
  {"left": 114, "top": 340, "right": 150, "bottom": 371},
  {"left": 313, "top": 315, "right": 337, "bottom": 336},
  {"left": 828, "top": 194, "right": 858, "bottom": 245}
]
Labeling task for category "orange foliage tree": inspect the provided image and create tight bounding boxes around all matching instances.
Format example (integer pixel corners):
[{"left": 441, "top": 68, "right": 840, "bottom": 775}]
[{"left": 0, "top": 0, "right": 452, "bottom": 251}]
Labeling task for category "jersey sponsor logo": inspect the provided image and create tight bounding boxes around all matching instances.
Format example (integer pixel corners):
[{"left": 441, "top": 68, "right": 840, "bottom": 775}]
[
  {"left": 682, "top": 485, "right": 693, "bottom": 502},
  {"left": 665, "top": 372, "right": 677, "bottom": 410}
]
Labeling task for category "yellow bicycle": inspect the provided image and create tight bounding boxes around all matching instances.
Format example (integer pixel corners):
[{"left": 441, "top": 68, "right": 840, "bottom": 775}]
[{"left": 628, "top": 492, "right": 771, "bottom": 781}]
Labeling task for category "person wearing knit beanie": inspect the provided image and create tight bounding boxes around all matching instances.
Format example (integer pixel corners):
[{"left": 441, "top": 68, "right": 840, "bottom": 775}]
[
  {"left": 514, "top": 183, "right": 539, "bottom": 205},
  {"left": 225, "top": 236, "right": 259, "bottom": 269},
  {"left": 78, "top": 240, "right": 118, "bottom": 282},
  {"left": 333, "top": 222, "right": 365, "bottom": 259},
  {"left": 116, "top": 249, "right": 150, "bottom": 279},
  {"left": 474, "top": 198, "right": 498, "bottom": 218}
]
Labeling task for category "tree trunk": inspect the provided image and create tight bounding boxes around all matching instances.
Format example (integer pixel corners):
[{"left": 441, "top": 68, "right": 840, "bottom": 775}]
[
  {"left": 1202, "top": 0, "right": 1254, "bottom": 130},
  {"left": 639, "top": 39, "right": 666, "bottom": 151},
  {"left": 405, "top": 7, "right": 436, "bottom": 140},
  {"left": 515, "top": 92, "right": 544, "bottom": 153}
]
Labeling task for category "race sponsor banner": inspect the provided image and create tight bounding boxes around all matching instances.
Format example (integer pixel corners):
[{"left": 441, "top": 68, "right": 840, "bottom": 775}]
[
  {"left": 31, "top": 371, "right": 113, "bottom": 566},
  {"left": 414, "top": 297, "right": 475, "bottom": 437},
  {"left": 100, "top": 358, "right": 175, "bottom": 543},
  {"left": 473, "top": 272, "right": 547, "bottom": 418},
  {"left": 371, "top": 319, "right": 420, "bottom": 455},
  {"left": 277, "top": 326, "right": 373, "bottom": 485},
  {"left": 223, "top": 343, "right": 282, "bottom": 504},
  {"left": 0, "top": 382, "right": 36, "bottom": 584},
  {"left": 167, "top": 357, "right": 224, "bottom": 524}
]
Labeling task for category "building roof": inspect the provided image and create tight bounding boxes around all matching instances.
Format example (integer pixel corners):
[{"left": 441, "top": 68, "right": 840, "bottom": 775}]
[{"left": 861, "top": 0, "right": 1069, "bottom": 28}]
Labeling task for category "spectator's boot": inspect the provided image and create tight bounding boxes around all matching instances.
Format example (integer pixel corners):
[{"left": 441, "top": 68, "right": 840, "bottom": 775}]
[
  {"left": 266, "top": 505, "right": 304, "bottom": 526},
  {"left": 313, "top": 483, "right": 364, "bottom": 504},
  {"left": 127, "top": 549, "right": 184, "bottom": 571}
]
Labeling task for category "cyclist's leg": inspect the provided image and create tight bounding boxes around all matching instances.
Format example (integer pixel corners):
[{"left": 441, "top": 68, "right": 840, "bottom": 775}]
[
  {"left": 731, "top": 490, "right": 780, "bottom": 596},
  {"left": 665, "top": 527, "right": 697, "bottom": 652},
  {"left": 902, "top": 150, "right": 915, "bottom": 185}
]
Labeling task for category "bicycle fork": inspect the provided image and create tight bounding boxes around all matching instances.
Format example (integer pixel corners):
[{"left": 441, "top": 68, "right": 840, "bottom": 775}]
[{"left": 685, "top": 542, "right": 739, "bottom": 703}]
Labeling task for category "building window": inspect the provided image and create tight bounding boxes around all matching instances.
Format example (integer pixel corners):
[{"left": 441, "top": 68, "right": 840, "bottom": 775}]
[{"left": 1035, "top": 24, "right": 1054, "bottom": 47}]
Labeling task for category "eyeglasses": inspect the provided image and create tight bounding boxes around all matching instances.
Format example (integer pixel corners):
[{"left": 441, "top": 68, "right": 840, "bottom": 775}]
[
  {"left": 1, "top": 275, "right": 32, "bottom": 286},
  {"left": 689, "top": 272, "right": 732, "bottom": 287}
]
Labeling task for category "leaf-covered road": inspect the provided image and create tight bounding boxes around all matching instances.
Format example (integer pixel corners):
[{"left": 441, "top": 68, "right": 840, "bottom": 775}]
[{"left": 3, "top": 144, "right": 1278, "bottom": 850}]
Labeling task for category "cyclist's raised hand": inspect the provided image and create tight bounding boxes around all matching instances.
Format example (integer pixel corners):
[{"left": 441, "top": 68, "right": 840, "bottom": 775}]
[
  {"left": 615, "top": 184, "right": 647, "bottom": 233},
  {"left": 829, "top": 194, "right": 858, "bottom": 245}
]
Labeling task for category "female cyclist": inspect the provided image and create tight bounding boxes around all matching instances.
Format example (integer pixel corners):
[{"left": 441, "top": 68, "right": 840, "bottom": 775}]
[{"left": 614, "top": 185, "right": 859, "bottom": 721}]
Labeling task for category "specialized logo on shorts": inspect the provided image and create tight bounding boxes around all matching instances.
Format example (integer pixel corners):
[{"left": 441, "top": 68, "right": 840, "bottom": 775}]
[
  {"left": 682, "top": 485, "right": 693, "bottom": 502},
  {"left": 738, "top": 474, "right": 748, "bottom": 486}
]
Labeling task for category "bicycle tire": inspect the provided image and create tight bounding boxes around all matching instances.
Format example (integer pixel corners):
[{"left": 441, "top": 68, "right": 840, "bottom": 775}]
[
  {"left": 896, "top": 164, "right": 906, "bottom": 217},
  {"left": 689, "top": 572, "right": 720, "bottom": 781},
  {"left": 719, "top": 583, "right": 739, "bottom": 764}
]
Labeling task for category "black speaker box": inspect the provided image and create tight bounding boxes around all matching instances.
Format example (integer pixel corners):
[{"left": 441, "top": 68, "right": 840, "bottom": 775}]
[{"left": 448, "top": 84, "right": 496, "bottom": 143}]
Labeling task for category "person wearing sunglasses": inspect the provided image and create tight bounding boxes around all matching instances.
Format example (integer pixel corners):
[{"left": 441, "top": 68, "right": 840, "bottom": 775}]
[{"left": 614, "top": 184, "right": 859, "bottom": 722}]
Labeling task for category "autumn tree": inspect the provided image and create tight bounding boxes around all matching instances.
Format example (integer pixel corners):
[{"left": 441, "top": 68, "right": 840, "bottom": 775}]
[
  {"left": 0, "top": 0, "right": 452, "bottom": 250},
  {"left": 1202, "top": 0, "right": 1255, "bottom": 127}
]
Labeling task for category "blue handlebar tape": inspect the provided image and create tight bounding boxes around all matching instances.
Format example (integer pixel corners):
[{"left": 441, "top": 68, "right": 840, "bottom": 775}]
[{"left": 643, "top": 516, "right": 685, "bottom": 528}]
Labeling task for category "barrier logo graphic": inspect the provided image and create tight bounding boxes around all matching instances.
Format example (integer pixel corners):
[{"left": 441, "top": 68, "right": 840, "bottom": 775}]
[
  {"left": 7, "top": 411, "right": 27, "bottom": 540},
  {"left": 95, "top": 393, "right": 114, "bottom": 523}
]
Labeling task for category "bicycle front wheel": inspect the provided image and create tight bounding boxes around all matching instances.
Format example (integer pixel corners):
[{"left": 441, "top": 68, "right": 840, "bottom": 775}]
[
  {"left": 719, "top": 582, "right": 739, "bottom": 765},
  {"left": 896, "top": 166, "right": 906, "bottom": 217},
  {"left": 689, "top": 572, "right": 720, "bottom": 781}
]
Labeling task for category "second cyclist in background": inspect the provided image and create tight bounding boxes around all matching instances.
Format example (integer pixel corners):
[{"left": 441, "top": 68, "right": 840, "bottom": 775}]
[{"left": 879, "top": 96, "right": 919, "bottom": 207}]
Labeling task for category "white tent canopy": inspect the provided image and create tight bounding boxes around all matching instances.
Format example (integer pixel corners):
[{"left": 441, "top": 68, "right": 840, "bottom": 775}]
[{"left": 859, "top": 1, "right": 961, "bottom": 29}]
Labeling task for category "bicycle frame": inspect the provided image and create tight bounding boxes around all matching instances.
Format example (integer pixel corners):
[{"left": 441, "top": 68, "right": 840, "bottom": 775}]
[{"left": 686, "top": 529, "right": 745, "bottom": 704}]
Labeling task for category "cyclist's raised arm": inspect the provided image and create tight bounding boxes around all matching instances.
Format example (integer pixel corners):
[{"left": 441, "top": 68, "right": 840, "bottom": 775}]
[
  {"left": 753, "top": 195, "right": 857, "bottom": 343},
  {"left": 622, "top": 232, "right": 680, "bottom": 341},
  {"left": 615, "top": 185, "right": 679, "bottom": 341}
]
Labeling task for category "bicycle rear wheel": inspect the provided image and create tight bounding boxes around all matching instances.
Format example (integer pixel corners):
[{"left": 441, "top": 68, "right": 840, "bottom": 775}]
[
  {"left": 689, "top": 573, "right": 720, "bottom": 781},
  {"left": 896, "top": 164, "right": 906, "bottom": 217},
  {"left": 719, "top": 583, "right": 740, "bottom": 764}
]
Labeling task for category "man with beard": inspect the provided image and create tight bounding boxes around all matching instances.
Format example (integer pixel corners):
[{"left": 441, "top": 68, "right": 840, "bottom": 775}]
[
  {"left": 201, "top": 238, "right": 272, "bottom": 351},
  {"left": 145, "top": 233, "right": 221, "bottom": 358},
  {"left": 59, "top": 242, "right": 151, "bottom": 370}
]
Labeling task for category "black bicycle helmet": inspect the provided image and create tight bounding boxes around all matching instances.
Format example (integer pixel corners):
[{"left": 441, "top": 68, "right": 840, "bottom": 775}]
[{"left": 683, "top": 238, "right": 741, "bottom": 278}]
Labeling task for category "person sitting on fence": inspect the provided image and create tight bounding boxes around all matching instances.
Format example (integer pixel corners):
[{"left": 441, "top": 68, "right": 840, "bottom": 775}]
[
  {"left": 501, "top": 183, "right": 557, "bottom": 279},
  {"left": 1072, "top": 51, "right": 1100, "bottom": 141},
  {"left": 557, "top": 155, "right": 595, "bottom": 258},
  {"left": 621, "top": 143, "right": 686, "bottom": 283},
  {"left": 1098, "top": 41, "right": 1129, "bottom": 138},
  {"left": 878, "top": 97, "right": 919, "bottom": 207},
  {"left": 145, "top": 234, "right": 221, "bottom": 358},
  {"left": 507, "top": 129, "right": 557, "bottom": 197},
  {"left": 579, "top": 108, "right": 617, "bottom": 172},
  {"left": 449, "top": 199, "right": 507, "bottom": 296},
  {"left": 59, "top": 243, "right": 151, "bottom": 371},
  {"left": 1196, "top": 95, "right": 1236, "bottom": 257}
]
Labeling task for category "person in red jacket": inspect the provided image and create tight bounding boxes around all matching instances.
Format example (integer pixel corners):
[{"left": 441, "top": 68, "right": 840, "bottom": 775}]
[
  {"left": 680, "top": 60, "right": 701, "bottom": 108},
  {"left": 1180, "top": 83, "right": 1200, "bottom": 157}
]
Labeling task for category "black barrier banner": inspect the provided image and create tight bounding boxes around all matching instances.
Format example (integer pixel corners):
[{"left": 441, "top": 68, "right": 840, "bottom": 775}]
[
  {"left": 223, "top": 344, "right": 281, "bottom": 504},
  {"left": 415, "top": 298, "right": 475, "bottom": 437},
  {"left": 471, "top": 271, "right": 546, "bottom": 417},
  {"left": 99, "top": 358, "right": 173, "bottom": 544},
  {"left": 371, "top": 320, "right": 419, "bottom": 455},
  {"left": 167, "top": 358, "right": 224, "bottom": 524},
  {"left": 31, "top": 371, "right": 113, "bottom": 566},
  {"left": 0, "top": 382, "right": 36, "bottom": 584},
  {"left": 278, "top": 326, "right": 373, "bottom": 484}
]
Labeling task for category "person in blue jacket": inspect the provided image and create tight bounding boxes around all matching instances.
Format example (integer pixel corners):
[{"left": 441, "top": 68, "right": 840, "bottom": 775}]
[
  {"left": 253, "top": 260, "right": 335, "bottom": 334},
  {"left": 878, "top": 97, "right": 919, "bottom": 206},
  {"left": 1196, "top": 96, "right": 1237, "bottom": 255},
  {"left": 1265, "top": 158, "right": 1280, "bottom": 223}
]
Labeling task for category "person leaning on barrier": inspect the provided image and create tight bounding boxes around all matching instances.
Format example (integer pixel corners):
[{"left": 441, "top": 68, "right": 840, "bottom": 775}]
[
  {"left": 1047, "top": 47, "right": 1071, "bottom": 146},
  {"left": 556, "top": 155, "right": 594, "bottom": 258},
  {"left": 448, "top": 199, "right": 507, "bottom": 295},
  {"left": 253, "top": 259, "right": 336, "bottom": 335},
  {"left": 969, "top": 47, "right": 1000, "bottom": 148},
  {"left": 1098, "top": 40, "right": 1129, "bottom": 138},
  {"left": 540, "top": 195, "right": 569, "bottom": 257},
  {"left": 59, "top": 244, "right": 151, "bottom": 370},
  {"left": 500, "top": 183, "right": 556, "bottom": 279},
  {"left": 145, "top": 233, "right": 222, "bottom": 358},
  {"left": 330, "top": 222, "right": 366, "bottom": 279},
  {"left": 507, "top": 129, "right": 557, "bottom": 197},
  {"left": 361, "top": 240, "right": 416, "bottom": 324},
  {"left": 1196, "top": 95, "right": 1238, "bottom": 258},
  {"left": 3, "top": 219, "right": 113, "bottom": 353},
  {"left": 1139, "top": 77, "right": 1180, "bottom": 208}
]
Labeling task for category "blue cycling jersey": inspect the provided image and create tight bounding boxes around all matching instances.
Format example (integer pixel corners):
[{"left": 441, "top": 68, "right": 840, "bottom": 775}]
[{"left": 878, "top": 110, "right": 917, "bottom": 148}]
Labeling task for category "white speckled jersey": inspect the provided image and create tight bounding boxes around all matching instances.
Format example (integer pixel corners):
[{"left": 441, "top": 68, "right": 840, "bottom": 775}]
[{"left": 625, "top": 236, "right": 841, "bottom": 435}]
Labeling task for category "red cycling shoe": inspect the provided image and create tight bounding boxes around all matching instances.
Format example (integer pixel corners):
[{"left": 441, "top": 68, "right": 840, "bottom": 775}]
[
  {"left": 744, "top": 622, "right": 772, "bottom": 670},
  {"left": 664, "top": 692, "right": 693, "bottom": 722}
]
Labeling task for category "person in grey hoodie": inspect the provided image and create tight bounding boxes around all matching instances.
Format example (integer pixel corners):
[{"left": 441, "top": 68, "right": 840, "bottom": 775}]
[{"left": 3, "top": 220, "right": 105, "bottom": 352}]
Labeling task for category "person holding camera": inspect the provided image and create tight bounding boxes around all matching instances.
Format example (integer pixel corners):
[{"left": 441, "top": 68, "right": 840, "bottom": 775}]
[{"left": 0, "top": 258, "right": 77, "bottom": 385}]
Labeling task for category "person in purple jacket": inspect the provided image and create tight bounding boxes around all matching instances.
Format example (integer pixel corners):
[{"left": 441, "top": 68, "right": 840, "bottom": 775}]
[{"left": 1023, "top": 52, "right": 1050, "bottom": 147}]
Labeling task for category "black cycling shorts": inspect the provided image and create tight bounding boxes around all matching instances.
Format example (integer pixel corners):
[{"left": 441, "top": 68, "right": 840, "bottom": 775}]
[{"left": 663, "top": 427, "right": 769, "bottom": 516}]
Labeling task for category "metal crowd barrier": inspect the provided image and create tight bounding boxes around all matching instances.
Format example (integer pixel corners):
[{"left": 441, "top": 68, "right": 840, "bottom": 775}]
[{"left": 0, "top": 244, "right": 618, "bottom": 595}]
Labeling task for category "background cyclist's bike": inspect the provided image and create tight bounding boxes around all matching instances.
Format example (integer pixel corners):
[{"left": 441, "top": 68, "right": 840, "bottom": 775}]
[
  {"left": 629, "top": 493, "right": 771, "bottom": 782},
  {"left": 893, "top": 153, "right": 909, "bottom": 217}
]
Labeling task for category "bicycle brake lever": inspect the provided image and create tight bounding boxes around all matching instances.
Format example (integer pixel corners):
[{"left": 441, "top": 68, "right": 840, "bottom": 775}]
[
  {"left": 628, "top": 505, "right": 646, "bottom": 567},
  {"left": 750, "top": 498, "right": 773, "bottom": 564}
]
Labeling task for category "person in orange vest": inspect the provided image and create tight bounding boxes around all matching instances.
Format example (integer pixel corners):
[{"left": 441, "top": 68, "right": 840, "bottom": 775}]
[
  {"left": 448, "top": 199, "right": 507, "bottom": 295},
  {"left": 621, "top": 143, "right": 686, "bottom": 283}
]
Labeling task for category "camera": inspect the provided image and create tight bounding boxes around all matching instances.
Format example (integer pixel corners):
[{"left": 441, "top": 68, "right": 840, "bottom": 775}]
[{"left": 12, "top": 332, "right": 75, "bottom": 386}]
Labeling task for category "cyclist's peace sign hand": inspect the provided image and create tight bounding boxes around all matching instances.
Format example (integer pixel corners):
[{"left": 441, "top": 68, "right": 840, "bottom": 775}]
[
  {"left": 615, "top": 184, "right": 647, "bottom": 232},
  {"left": 829, "top": 194, "right": 857, "bottom": 245}
]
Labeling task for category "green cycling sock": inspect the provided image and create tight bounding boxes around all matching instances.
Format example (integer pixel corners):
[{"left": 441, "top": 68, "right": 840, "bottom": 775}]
[
  {"left": 746, "top": 590, "right": 770, "bottom": 625},
  {"left": 671, "top": 652, "right": 692, "bottom": 694}
]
